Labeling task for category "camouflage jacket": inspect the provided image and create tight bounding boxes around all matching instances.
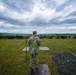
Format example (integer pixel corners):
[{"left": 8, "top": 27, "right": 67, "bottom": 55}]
[{"left": 28, "top": 35, "right": 40, "bottom": 54}]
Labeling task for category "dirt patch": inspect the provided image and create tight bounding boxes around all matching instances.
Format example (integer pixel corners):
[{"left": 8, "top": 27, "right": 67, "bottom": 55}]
[{"left": 51, "top": 52, "right": 76, "bottom": 75}]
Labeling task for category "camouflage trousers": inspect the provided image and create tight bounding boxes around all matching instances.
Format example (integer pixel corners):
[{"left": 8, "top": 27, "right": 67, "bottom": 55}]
[{"left": 30, "top": 52, "right": 38, "bottom": 68}]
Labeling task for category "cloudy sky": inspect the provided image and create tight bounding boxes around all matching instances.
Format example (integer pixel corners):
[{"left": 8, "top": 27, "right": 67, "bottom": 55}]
[{"left": 0, "top": 0, "right": 76, "bottom": 34}]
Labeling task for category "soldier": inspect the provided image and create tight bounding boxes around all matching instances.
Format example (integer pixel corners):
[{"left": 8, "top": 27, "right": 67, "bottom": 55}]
[{"left": 28, "top": 31, "right": 40, "bottom": 71}]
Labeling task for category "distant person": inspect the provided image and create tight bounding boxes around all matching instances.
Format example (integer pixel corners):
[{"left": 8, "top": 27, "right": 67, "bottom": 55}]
[{"left": 28, "top": 31, "right": 40, "bottom": 71}]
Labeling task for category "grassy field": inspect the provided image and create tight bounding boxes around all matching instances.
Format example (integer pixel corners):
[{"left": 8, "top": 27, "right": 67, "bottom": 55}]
[{"left": 0, "top": 39, "right": 76, "bottom": 75}]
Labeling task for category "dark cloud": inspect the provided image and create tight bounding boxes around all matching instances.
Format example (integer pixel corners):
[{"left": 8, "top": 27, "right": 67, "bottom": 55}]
[
  {"left": 44, "top": 0, "right": 57, "bottom": 9},
  {"left": 30, "top": 17, "right": 46, "bottom": 26},
  {"left": 0, "top": 13, "right": 25, "bottom": 26},
  {"left": 66, "top": 11, "right": 76, "bottom": 17},
  {"left": 61, "top": 19, "right": 76, "bottom": 24},
  {"left": 56, "top": 0, "right": 76, "bottom": 12},
  {"left": 0, "top": 0, "right": 34, "bottom": 12}
]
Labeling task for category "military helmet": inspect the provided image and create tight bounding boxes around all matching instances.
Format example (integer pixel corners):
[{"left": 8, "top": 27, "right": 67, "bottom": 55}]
[{"left": 33, "top": 31, "right": 37, "bottom": 34}]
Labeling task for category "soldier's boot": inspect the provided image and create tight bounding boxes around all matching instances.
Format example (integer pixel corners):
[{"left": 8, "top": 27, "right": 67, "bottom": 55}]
[
  {"left": 30, "top": 64, "right": 34, "bottom": 74},
  {"left": 31, "top": 69, "right": 34, "bottom": 75},
  {"left": 30, "top": 64, "right": 34, "bottom": 70},
  {"left": 35, "top": 64, "right": 38, "bottom": 72}
]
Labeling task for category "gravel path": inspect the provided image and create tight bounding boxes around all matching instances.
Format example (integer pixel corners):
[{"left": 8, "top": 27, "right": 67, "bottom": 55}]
[{"left": 51, "top": 52, "right": 76, "bottom": 75}]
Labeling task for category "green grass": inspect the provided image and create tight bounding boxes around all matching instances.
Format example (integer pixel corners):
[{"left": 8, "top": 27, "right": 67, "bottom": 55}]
[{"left": 0, "top": 39, "right": 76, "bottom": 75}]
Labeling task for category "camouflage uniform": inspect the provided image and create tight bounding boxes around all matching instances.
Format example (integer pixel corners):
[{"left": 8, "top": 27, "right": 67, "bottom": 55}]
[{"left": 28, "top": 31, "right": 40, "bottom": 69}]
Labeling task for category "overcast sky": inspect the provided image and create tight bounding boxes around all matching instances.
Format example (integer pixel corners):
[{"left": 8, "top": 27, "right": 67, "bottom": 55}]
[{"left": 0, "top": 0, "right": 76, "bottom": 34}]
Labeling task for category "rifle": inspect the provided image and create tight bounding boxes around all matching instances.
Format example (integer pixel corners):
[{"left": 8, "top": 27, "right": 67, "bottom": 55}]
[
  {"left": 26, "top": 41, "right": 27, "bottom": 60},
  {"left": 21, "top": 40, "right": 28, "bottom": 60}
]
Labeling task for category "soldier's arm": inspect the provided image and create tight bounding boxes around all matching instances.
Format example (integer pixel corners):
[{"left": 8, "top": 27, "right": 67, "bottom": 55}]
[
  {"left": 27, "top": 38, "right": 31, "bottom": 47},
  {"left": 37, "top": 37, "right": 41, "bottom": 46}
]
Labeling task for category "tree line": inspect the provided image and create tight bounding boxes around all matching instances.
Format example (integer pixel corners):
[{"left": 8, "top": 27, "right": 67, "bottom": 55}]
[{"left": 0, "top": 35, "right": 76, "bottom": 39}]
